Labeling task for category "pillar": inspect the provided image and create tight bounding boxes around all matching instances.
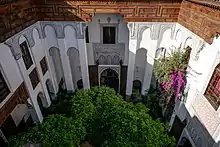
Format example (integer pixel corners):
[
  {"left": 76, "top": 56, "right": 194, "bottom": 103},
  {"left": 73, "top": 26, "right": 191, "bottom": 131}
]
[
  {"left": 41, "top": 38, "right": 58, "bottom": 93},
  {"left": 126, "top": 23, "right": 138, "bottom": 96},
  {"left": 141, "top": 39, "right": 158, "bottom": 95},
  {"left": 57, "top": 39, "right": 75, "bottom": 91},
  {"left": 77, "top": 38, "right": 90, "bottom": 89}
]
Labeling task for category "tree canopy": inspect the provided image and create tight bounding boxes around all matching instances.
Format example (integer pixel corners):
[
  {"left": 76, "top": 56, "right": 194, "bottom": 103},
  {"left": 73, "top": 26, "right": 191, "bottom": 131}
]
[{"left": 9, "top": 86, "right": 175, "bottom": 147}]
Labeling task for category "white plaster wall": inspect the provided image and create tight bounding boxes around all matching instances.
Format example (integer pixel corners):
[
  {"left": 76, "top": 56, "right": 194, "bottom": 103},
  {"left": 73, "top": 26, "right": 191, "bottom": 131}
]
[
  {"left": 45, "top": 25, "right": 60, "bottom": 90},
  {"left": 139, "top": 28, "right": 157, "bottom": 93},
  {"left": 64, "top": 26, "right": 81, "bottom": 89},
  {"left": 173, "top": 23, "right": 220, "bottom": 143},
  {"left": 86, "top": 14, "right": 129, "bottom": 65},
  {"left": 17, "top": 35, "right": 46, "bottom": 122},
  {"left": 68, "top": 48, "right": 81, "bottom": 89},
  {"left": 11, "top": 104, "right": 29, "bottom": 126},
  {"left": 134, "top": 48, "right": 147, "bottom": 82},
  {"left": 32, "top": 28, "right": 51, "bottom": 107},
  {"left": 0, "top": 43, "right": 23, "bottom": 108},
  {"left": 159, "top": 28, "right": 172, "bottom": 53}
]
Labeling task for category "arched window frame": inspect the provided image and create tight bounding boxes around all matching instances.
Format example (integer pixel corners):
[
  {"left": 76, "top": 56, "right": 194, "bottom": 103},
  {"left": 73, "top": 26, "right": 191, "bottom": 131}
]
[{"left": 204, "top": 64, "right": 220, "bottom": 110}]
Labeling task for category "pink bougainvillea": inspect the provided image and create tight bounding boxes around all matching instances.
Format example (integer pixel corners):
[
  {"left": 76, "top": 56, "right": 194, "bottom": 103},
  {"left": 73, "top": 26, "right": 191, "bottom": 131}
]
[{"left": 159, "top": 70, "right": 186, "bottom": 101}]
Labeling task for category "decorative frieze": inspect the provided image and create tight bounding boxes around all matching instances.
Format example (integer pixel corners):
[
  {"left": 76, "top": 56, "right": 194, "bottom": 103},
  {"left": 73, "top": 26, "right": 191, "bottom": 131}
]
[
  {"left": 40, "top": 21, "right": 86, "bottom": 39},
  {"left": 93, "top": 43, "right": 125, "bottom": 65}
]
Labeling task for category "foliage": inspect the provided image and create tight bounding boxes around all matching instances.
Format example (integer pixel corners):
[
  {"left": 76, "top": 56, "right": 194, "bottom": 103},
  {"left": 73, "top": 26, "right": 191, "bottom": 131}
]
[
  {"left": 154, "top": 49, "right": 187, "bottom": 83},
  {"left": 143, "top": 87, "right": 163, "bottom": 120},
  {"left": 10, "top": 86, "right": 175, "bottom": 147},
  {"left": 9, "top": 115, "right": 86, "bottom": 147},
  {"left": 152, "top": 49, "right": 189, "bottom": 122},
  {"left": 70, "top": 86, "right": 175, "bottom": 146},
  {"left": 154, "top": 49, "right": 188, "bottom": 100}
]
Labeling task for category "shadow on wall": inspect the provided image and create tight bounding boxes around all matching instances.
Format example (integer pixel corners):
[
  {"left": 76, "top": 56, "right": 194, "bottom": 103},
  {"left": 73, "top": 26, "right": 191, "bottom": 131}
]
[{"left": 171, "top": 101, "right": 220, "bottom": 147}]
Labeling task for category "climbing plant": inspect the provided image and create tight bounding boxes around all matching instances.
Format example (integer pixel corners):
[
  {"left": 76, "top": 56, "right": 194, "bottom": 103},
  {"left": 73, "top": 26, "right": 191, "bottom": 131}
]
[
  {"left": 152, "top": 48, "right": 189, "bottom": 122},
  {"left": 154, "top": 49, "right": 188, "bottom": 100}
]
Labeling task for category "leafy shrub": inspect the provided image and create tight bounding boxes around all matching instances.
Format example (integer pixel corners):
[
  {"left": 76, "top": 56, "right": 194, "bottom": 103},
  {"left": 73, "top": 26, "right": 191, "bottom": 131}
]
[
  {"left": 10, "top": 86, "right": 175, "bottom": 147},
  {"left": 69, "top": 86, "right": 175, "bottom": 146},
  {"left": 9, "top": 115, "right": 86, "bottom": 147}
]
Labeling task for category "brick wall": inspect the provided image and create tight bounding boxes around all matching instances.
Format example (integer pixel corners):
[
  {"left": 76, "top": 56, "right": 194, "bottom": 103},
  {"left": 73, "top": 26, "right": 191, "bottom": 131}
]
[
  {"left": 0, "top": 0, "right": 182, "bottom": 42},
  {"left": 178, "top": 0, "right": 220, "bottom": 44},
  {"left": 1, "top": 0, "right": 220, "bottom": 44},
  {"left": 0, "top": 82, "right": 29, "bottom": 127}
]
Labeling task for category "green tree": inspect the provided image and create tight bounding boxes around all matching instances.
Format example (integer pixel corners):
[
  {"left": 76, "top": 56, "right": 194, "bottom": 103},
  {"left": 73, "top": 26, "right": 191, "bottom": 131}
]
[
  {"left": 9, "top": 115, "right": 86, "bottom": 147},
  {"left": 70, "top": 86, "right": 175, "bottom": 146},
  {"left": 10, "top": 86, "right": 175, "bottom": 147}
]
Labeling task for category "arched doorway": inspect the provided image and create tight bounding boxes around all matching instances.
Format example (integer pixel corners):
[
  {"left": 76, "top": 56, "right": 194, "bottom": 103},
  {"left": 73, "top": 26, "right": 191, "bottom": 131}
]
[
  {"left": 133, "top": 80, "right": 142, "bottom": 93},
  {"left": 178, "top": 137, "right": 192, "bottom": 147},
  {"left": 37, "top": 93, "right": 47, "bottom": 116},
  {"left": 46, "top": 79, "right": 55, "bottom": 101},
  {"left": 77, "top": 79, "right": 83, "bottom": 90},
  {"left": 100, "top": 68, "right": 119, "bottom": 92}
]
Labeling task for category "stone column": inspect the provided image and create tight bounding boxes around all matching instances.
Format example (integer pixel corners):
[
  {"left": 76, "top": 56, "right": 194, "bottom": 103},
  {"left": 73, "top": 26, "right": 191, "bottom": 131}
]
[
  {"left": 77, "top": 23, "right": 90, "bottom": 89},
  {"left": 126, "top": 23, "right": 138, "bottom": 96},
  {"left": 56, "top": 24, "right": 75, "bottom": 91}
]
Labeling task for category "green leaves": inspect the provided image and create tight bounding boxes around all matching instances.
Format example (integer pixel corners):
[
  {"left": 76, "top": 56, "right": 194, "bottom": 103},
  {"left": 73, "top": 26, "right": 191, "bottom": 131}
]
[
  {"left": 9, "top": 115, "right": 86, "bottom": 147},
  {"left": 154, "top": 49, "right": 188, "bottom": 83},
  {"left": 9, "top": 86, "right": 175, "bottom": 147}
]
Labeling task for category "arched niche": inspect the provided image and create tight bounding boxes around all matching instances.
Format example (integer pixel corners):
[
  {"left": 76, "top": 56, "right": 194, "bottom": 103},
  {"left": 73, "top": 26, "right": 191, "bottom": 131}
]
[
  {"left": 37, "top": 92, "right": 47, "bottom": 116},
  {"left": 67, "top": 47, "right": 81, "bottom": 89},
  {"left": 32, "top": 28, "right": 40, "bottom": 41},
  {"left": 100, "top": 68, "right": 119, "bottom": 92},
  {"left": 134, "top": 48, "right": 147, "bottom": 82},
  {"left": 184, "top": 37, "right": 193, "bottom": 49},
  {"left": 159, "top": 28, "right": 172, "bottom": 52},
  {"left": 175, "top": 29, "right": 182, "bottom": 48},
  {"left": 133, "top": 80, "right": 142, "bottom": 93},
  {"left": 49, "top": 47, "right": 64, "bottom": 87},
  {"left": 178, "top": 137, "right": 192, "bottom": 147},
  {"left": 98, "top": 55, "right": 106, "bottom": 65},
  {"left": 64, "top": 25, "right": 78, "bottom": 49},
  {"left": 46, "top": 79, "right": 55, "bottom": 101},
  {"left": 139, "top": 28, "right": 151, "bottom": 50},
  {"left": 44, "top": 25, "right": 58, "bottom": 48},
  {"left": 77, "top": 79, "right": 83, "bottom": 90},
  {"left": 112, "top": 55, "right": 120, "bottom": 65}
]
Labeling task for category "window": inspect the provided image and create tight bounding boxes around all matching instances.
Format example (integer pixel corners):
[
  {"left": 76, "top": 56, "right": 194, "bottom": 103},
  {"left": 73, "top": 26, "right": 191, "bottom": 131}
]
[
  {"left": 40, "top": 57, "right": 48, "bottom": 75},
  {"left": 103, "top": 26, "right": 116, "bottom": 44},
  {"left": 29, "top": 68, "right": 40, "bottom": 89},
  {"left": 20, "top": 41, "right": 33, "bottom": 70},
  {"left": 204, "top": 64, "right": 220, "bottom": 110},
  {"left": 185, "top": 46, "right": 192, "bottom": 63},
  {"left": 0, "top": 71, "right": 10, "bottom": 103},
  {"left": 85, "top": 27, "right": 89, "bottom": 43}
]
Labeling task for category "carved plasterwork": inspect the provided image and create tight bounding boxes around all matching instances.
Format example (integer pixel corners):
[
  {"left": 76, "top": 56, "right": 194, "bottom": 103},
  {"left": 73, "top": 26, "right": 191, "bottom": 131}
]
[
  {"left": 98, "top": 65, "right": 120, "bottom": 77},
  {"left": 4, "top": 37, "right": 21, "bottom": 60},
  {"left": 4, "top": 22, "right": 43, "bottom": 60},
  {"left": 93, "top": 43, "right": 125, "bottom": 65},
  {"left": 41, "top": 21, "right": 86, "bottom": 39},
  {"left": 127, "top": 22, "right": 139, "bottom": 40}
]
